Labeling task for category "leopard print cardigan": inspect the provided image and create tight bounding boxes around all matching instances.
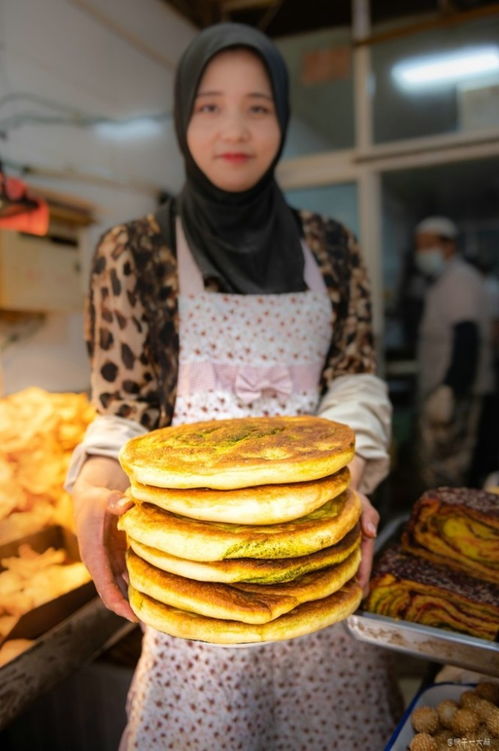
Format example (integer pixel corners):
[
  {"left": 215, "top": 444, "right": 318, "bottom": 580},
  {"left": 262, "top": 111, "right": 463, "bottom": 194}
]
[{"left": 85, "top": 210, "right": 376, "bottom": 430}]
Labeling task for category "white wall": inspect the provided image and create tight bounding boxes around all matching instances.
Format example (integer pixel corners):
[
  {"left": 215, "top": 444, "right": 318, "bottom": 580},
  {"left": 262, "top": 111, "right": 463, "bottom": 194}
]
[
  {"left": 1, "top": 0, "right": 196, "bottom": 223},
  {"left": 0, "top": 0, "right": 196, "bottom": 394}
]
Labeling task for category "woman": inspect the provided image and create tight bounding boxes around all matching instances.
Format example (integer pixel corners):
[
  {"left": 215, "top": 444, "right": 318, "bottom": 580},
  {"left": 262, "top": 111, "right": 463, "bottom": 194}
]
[{"left": 68, "top": 22, "right": 402, "bottom": 750}]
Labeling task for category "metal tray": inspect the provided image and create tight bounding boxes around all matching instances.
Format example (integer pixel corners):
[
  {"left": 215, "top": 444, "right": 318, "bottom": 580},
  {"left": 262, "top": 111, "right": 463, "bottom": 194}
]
[
  {"left": 344, "top": 514, "right": 499, "bottom": 677},
  {"left": 345, "top": 611, "right": 499, "bottom": 677}
]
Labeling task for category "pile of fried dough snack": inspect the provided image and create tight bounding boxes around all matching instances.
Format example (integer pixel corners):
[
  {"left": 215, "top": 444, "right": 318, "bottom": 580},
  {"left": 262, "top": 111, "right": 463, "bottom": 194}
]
[{"left": 0, "top": 387, "right": 95, "bottom": 665}]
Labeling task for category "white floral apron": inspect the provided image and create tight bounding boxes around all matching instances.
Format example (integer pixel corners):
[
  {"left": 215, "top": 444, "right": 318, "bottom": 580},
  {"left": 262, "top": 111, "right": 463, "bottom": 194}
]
[{"left": 120, "top": 223, "right": 402, "bottom": 750}]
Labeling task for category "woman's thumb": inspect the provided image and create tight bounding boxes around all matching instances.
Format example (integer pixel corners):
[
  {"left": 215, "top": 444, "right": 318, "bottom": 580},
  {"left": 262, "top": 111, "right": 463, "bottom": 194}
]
[{"left": 106, "top": 490, "right": 133, "bottom": 515}]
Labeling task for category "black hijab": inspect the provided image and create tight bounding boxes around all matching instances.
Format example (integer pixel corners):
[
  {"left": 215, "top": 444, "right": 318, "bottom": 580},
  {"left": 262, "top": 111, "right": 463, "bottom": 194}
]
[{"left": 172, "top": 22, "right": 305, "bottom": 294}]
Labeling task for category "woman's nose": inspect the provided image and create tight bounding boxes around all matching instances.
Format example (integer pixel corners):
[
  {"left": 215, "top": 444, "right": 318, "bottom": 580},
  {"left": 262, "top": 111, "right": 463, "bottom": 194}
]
[{"left": 220, "top": 113, "right": 250, "bottom": 141}]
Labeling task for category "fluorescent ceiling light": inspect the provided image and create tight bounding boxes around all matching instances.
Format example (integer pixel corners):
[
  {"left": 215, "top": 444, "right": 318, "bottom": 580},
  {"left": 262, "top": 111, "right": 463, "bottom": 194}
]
[
  {"left": 392, "top": 46, "right": 499, "bottom": 89},
  {"left": 94, "top": 116, "right": 164, "bottom": 140}
]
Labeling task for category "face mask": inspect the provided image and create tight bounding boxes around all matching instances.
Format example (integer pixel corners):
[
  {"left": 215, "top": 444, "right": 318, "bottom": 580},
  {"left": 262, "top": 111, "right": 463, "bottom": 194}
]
[{"left": 415, "top": 247, "right": 446, "bottom": 278}]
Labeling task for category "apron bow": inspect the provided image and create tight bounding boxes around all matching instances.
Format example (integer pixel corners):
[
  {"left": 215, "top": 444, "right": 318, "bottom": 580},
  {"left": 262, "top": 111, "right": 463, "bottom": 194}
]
[{"left": 235, "top": 365, "right": 293, "bottom": 404}]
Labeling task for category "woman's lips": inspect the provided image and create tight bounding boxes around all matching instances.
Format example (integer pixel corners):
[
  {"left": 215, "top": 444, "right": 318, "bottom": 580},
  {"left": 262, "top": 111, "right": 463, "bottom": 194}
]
[{"left": 218, "top": 153, "right": 251, "bottom": 163}]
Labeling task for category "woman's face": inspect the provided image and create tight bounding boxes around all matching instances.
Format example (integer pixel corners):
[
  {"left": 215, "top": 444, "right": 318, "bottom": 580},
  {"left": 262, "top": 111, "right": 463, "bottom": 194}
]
[{"left": 186, "top": 48, "right": 281, "bottom": 192}]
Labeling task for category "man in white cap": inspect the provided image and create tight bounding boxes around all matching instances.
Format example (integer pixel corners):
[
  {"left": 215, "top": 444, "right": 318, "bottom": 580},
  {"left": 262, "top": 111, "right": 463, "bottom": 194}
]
[{"left": 414, "top": 216, "right": 493, "bottom": 487}]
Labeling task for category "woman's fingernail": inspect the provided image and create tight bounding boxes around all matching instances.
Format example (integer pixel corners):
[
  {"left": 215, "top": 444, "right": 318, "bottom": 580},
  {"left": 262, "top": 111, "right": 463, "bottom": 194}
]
[
  {"left": 366, "top": 522, "right": 377, "bottom": 536},
  {"left": 108, "top": 493, "right": 131, "bottom": 511},
  {"left": 107, "top": 490, "right": 123, "bottom": 504}
]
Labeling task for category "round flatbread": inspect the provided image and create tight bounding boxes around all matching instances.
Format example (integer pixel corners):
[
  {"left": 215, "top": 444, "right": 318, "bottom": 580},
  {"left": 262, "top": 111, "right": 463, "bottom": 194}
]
[
  {"left": 128, "top": 578, "right": 363, "bottom": 644},
  {"left": 127, "top": 547, "right": 361, "bottom": 624},
  {"left": 118, "top": 489, "right": 362, "bottom": 562},
  {"left": 119, "top": 416, "right": 355, "bottom": 490},
  {"left": 130, "top": 466, "right": 350, "bottom": 525},
  {"left": 128, "top": 523, "right": 361, "bottom": 584}
]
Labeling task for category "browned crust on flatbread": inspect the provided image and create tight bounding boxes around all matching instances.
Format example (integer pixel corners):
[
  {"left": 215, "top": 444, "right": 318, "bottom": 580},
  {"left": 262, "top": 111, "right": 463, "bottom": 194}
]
[
  {"left": 128, "top": 523, "right": 362, "bottom": 584},
  {"left": 128, "top": 579, "right": 363, "bottom": 643},
  {"left": 119, "top": 416, "right": 355, "bottom": 489},
  {"left": 118, "top": 489, "right": 362, "bottom": 561},
  {"left": 127, "top": 547, "right": 361, "bottom": 624},
  {"left": 129, "top": 467, "right": 350, "bottom": 524}
]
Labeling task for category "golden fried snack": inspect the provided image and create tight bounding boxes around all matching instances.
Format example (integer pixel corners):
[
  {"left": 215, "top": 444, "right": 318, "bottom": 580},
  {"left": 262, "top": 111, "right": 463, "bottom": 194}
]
[
  {"left": 0, "top": 387, "right": 95, "bottom": 543},
  {"left": 473, "top": 726, "right": 499, "bottom": 749},
  {"left": 409, "top": 733, "right": 437, "bottom": 751},
  {"left": 436, "top": 699, "right": 458, "bottom": 729},
  {"left": 460, "top": 690, "right": 482, "bottom": 711},
  {"left": 433, "top": 729, "right": 452, "bottom": 750},
  {"left": 0, "top": 615, "right": 18, "bottom": 639},
  {"left": 476, "top": 682, "right": 499, "bottom": 705},
  {"left": 0, "top": 544, "right": 90, "bottom": 618},
  {"left": 409, "top": 687, "right": 499, "bottom": 751},
  {"left": 0, "top": 639, "right": 34, "bottom": 667},
  {"left": 451, "top": 708, "right": 480, "bottom": 736},
  {"left": 485, "top": 706, "right": 499, "bottom": 737},
  {"left": 473, "top": 697, "right": 498, "bottom": 723},
  {"left": 412, "top": 706, "right": 439, "bottom": 734}
]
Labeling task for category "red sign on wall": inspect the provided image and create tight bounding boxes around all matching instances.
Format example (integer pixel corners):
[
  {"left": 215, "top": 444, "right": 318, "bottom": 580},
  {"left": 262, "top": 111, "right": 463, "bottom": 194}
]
[{"left": 300, "top": 46, "right": 351, "bottom": 85}]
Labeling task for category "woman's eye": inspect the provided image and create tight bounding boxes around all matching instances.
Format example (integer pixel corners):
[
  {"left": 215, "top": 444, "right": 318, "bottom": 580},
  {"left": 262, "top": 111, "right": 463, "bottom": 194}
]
[
  {"left": 250, "top": 105, "right": 271, "bottom": 115},
  {"left": 196, "top": 103, "right": 218, "bottom": 114}
]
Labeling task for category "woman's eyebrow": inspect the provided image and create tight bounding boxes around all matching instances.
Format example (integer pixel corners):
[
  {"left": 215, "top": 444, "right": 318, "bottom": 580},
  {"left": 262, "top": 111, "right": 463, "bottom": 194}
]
[
  {"left": 195, "top": 90, "right": 222, "bottom": 97},
  {"left": 195, "top": 91, "right": 273, "bottom": 99},
  {"left": 247, "top": 92, "right": 273, "bottom": 100}
]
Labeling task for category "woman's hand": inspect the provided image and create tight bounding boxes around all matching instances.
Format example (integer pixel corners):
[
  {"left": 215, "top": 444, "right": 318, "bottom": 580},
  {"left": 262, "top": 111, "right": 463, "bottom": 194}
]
[
  {"left": 356, "top": 492, "right": 379, "bottom": 597},
  {"left": 348, "top": 456, "right": 379, "bottom": 597},
  {"left": 71, "top": 457, "right": 137, "bottom": 622}
]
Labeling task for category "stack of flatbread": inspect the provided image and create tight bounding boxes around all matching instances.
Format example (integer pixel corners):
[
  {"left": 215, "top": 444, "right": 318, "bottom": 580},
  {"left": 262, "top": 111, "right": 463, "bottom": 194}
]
[{"left": 118, "top": 416, "right": 363, "bottom": 645}]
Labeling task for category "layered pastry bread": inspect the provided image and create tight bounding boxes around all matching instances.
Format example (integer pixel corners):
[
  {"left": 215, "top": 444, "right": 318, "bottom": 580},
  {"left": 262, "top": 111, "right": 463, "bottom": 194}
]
[
  {"left": 118, "top": 415, "right": 363, "bottom": 644},
  {"left": 365, "top": 545, "right": 499, "bottom": 641},
  {"left": 401, "top": 487, "right": 499, "bottom": 585}
]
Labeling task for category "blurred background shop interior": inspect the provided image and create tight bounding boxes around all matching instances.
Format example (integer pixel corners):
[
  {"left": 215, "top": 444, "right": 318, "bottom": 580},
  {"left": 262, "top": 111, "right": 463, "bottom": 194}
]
[{"left": 0, "top": 2, "right": 499, "bottom": 744}]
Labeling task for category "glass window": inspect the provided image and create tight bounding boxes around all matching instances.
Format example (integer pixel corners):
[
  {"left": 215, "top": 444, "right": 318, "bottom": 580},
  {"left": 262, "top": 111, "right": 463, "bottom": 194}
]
[
  {"left": 285, "top": 182, "right": 359, "bottom": 238},
  {"left": 372, "top": 15, "right": 499, "bottom": 143},
  {"left": 276, "top": 27, "right": 355, "bottom": 157}
]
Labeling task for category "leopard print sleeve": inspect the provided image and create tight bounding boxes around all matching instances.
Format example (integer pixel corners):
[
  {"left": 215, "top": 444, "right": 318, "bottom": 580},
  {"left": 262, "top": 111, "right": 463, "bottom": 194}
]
[
  {"left": 300, "top": 211, "right": 376, "bottom": 393},
  {"left": 85, "top": 223, "right": 161, "bottom": 430},
  {"left": 325, "top": 226, "right": 376, "bottom": 381}
]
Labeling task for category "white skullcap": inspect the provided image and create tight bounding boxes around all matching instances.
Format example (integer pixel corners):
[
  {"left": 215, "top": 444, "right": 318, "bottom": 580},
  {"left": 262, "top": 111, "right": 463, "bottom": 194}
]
[{"left": 415, "top": 216, "right": 458, "bottom": 239}]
